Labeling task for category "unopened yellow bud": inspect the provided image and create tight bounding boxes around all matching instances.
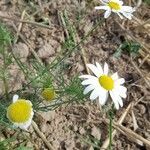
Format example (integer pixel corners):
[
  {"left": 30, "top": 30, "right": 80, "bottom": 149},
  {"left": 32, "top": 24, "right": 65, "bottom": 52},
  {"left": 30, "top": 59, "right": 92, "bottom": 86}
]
[{"left": 42, "top": 88, "right": 56, "bottom": 101}]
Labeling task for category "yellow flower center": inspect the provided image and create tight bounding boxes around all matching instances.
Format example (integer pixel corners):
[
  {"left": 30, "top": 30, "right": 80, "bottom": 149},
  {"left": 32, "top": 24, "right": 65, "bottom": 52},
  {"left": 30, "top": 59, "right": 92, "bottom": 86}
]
[
  {"left": 108, "top": 1, "right": 121, "bottom": 10},
  {"left": 7, "top": 100, "right": 32, "bottom": 123},
  {"left": 42, "top": 88, "right": 56, "bottom": 101},
  {"left": 99, "top": 75, "right": 114, "bottom": 90}
]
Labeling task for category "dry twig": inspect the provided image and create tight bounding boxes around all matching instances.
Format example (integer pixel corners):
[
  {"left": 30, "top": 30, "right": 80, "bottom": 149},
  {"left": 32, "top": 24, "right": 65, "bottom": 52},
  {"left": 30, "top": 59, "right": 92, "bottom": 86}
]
[
  {"left": 139, "top": 55, "right": 150, "bottom": 68},
  {"left": 0, "top": 14, "right": 53, "bottom": 30},
  {"left": 113, "top": 122, "right": 150, "bottom": 147},
  {"left": 32, "top": 121, "right": 54, "bottom": 150},
  {"left": 76, "top": 34, "right": 90, "bottom": 74},
  {"left": 15, "top": 10, "right": 26, "bottom": 43},
  {"left": 131, "top": 60, "right": 150, "bottom": 88},
  {"left": 58, "top": 11, "right": 90, "bottom": 74},
  {"left": 135, "top": 0, "right": 142, "bottom": 9}
]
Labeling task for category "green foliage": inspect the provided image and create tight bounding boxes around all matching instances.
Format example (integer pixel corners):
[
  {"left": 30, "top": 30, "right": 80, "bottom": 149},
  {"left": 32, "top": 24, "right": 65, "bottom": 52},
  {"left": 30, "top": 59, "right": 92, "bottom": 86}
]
[
  {"left": 62, "top": 11, "right": 76, "bottom": 52},
  {"left": 0, "top": 24, "right": 11, "bottom": 46},
  {"left": 125, "top": 41, "right": 141, "bottom": 54},
  {"left": 0, "top": 138, "right": 15, "bottom": 150},
  {"left": 15, "top": 146, "right": 33, "bottom": 150},
  {"left": 64, "top": 76, "right": 85, "bottom": 101},
  {"left": 114, "top": 41, "right": 141, "bottom": 57},
  {"left": 77, "top": 133, "right": 101, "bottom": 149},
  {"left": 0, "top": 102, "right": 7, "bottom": 123},
  {"left": 0, "top": 24, "right": 13, "bottom": 100},
  {"left": 143, "top": 0, "right": 150, "bottom": 5}
]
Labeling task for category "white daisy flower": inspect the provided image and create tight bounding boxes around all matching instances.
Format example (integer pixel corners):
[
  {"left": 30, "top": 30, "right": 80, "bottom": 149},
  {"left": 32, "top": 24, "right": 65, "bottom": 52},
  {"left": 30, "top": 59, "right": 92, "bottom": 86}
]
[
  {"left": 95, "top": 0, "right": 135, "bottom": 19},
  {"left": 7, "top": 94, "right": 34, "bottom": 130},
  {"left": 79, "top": 62, "right": 127, "bottom": 110}
]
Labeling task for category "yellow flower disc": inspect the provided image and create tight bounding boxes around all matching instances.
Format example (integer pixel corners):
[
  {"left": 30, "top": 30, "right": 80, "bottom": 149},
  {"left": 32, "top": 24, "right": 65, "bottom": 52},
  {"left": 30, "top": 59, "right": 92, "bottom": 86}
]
[
  {"left": 7, "top": 100, "right": 32, "bottom": 123},
  {"left": 42, "top": 88, "right": 56, "bottom": 101},
  {"left": 108, "top": 1, "right": 121, "bottom": 10},
  {"left": 99, "top": 75, "right": 114, "bottom": 90}
]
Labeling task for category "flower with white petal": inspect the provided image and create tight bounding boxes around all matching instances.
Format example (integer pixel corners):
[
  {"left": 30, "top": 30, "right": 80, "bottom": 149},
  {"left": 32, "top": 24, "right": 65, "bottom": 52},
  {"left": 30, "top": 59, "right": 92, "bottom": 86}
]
[
  {"left": 95, "top": 0, "right": 135, "bottom": 19},
  {"left": 7, "top": 95, "right": 34, "bottom": 130},
  {"left": 79, "top": 62, "right": 127, "bottom": 110}
]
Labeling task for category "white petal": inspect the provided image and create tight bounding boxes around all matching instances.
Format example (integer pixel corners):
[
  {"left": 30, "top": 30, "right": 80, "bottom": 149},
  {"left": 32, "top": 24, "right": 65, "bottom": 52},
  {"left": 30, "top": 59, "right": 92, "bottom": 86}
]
[
  {"left": 18, "top": 119, "right": 32, "bottom": 130},
  {"left": 83, "top": 85, "right": 95, "bottom": 95},
  {"left": 87, "top": 64, "right": 102, "bottom": 77},
  {"left": 115, "top": 78, "right": 125, "bottom": 86},
  {"left": 98, "top": 90, "right": 108, "bottom": 105},
  {"left": 95, "top": 6, "right": 109, "bottom": 10},
  {"left": 112, "top": 90, "right": 123, "bottom": 107},
  {"left": 81, "top": 78, "right": 98, "bottom": 85},
  {"left": 104, "top": 9, "right": 111, "bottom": 18},
  {"left": 119, "top": 85, "right": 127, "bottom": 93},
  {"left": 118, "top": 86, "right": 127, "bottom": 98},
  {"left": 103, "top": 62, "right": 109, "bottom": 75},
  {"left": 111, "top": 72, "right": 118, "bottom": 81},
  {"left": 90, "top": 88, "right": 100, "bottom": 100},
  {"left": 121, "top": 11, "right": 133, "bottom": 19},
  {"left": 116, "top": 12, "right": 124, "bottom": 19},
  {"left": 120, "top": 0, "right": 123, "bottom": 5},
  {"left": 121, "top": 6, "right": 134, "bottom": 12},
  {"left": 110, "top": 91, "right": 119, "bottom": 110},
  {"left": 13, "top": 94, "right": 19, "bottom": 103},
  {"left": 117, "top": 95, "right": 123, "bottom": 107},
  {"left": 95, "top": 62, "right": 103, "bottom": 75},
  {"left": 119, "top": 92, "right": 127, "bottom": 98},
  {"left": 13, "top": 111, "right": 34, "bottom": 130}
]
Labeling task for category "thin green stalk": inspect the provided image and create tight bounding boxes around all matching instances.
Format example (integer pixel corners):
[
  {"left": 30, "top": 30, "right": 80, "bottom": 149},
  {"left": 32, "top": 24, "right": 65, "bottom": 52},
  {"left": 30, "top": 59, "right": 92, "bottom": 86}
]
[
  {"left": 50, "top": 18, "right": 104, "bottom": 69},
  {"left": 108, "top": 112, "right": 113, "bottom": 150},
  {"left": 2, "top": 75, "right": 9, "bottom": 100},
  {"left": 1, "top": 46, "right": 9, "bottom": 100},
  {"left": 10, "top": 47, "right": 29, "bottom": 78},
  {"left": 23, "top": 18, "right": 105, "bottom": 88}
]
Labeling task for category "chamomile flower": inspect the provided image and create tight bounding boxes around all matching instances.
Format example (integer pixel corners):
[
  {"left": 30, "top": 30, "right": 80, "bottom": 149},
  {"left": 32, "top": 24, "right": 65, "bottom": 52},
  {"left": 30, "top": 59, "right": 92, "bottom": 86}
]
[
  {"left": 79, "top": 62, "right": 127, "bottom": 110},
  {"left": 95, "top": 0, "right": 135, "bottom": 19},
  {"left": 7, "top": 95, "right": 34, "bottom": 130},
  {"left": 41, "top": 88, "right": 56, "bottom": 101}
]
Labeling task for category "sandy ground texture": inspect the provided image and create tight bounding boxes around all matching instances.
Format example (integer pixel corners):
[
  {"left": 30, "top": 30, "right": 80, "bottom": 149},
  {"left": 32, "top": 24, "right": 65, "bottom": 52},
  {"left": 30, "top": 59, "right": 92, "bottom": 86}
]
[{"left": 0, "top": 0, "right": 150, "bottom": 149}]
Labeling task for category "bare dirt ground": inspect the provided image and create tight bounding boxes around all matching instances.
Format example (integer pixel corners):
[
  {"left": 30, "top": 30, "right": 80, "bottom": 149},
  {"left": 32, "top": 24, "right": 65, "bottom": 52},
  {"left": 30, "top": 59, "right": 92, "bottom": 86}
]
[{"left": 0, "top": 0, "right": 150, "bottom": 149}]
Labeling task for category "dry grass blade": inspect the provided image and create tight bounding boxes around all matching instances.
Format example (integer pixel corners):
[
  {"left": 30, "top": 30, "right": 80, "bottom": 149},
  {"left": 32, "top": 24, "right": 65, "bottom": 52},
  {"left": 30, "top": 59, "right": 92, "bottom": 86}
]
[
  {"left": 37, "top": 0, "right": 44, "bottom": 12},
  {"left": 131, "top": 60, "right": 150, "bottom": 88},
  {"left": 131, "top": 109, "right": 139, "bottom": 131},
  {"left": 76, "top": 34, "right": 90, "bottom": 74},
  {"left": 133, "top": 17, "right": 150, "bottom": 28},
  {"left": 135, "top": 0, "right": 142, "bottom": 8},
  {"left": 139, "top": 55, "right": 150, "bottom": 68},
  {"left": 32, "top": 121, "right": 55, "bottom": 150},
  {"left": 101, "top": 103, "right": 132, "bottom": 149},
  {"left": 15, "top": 10, "right": 26, "bottom": 43},
  {"left": 0, "top": 14, "right": 54, "bottom": 30},
  {"left": 113, "top": 122, "right": 150, "bottom": 147},
  {"left": 58, "top": 11, "right": 90, "bottom": 74}
]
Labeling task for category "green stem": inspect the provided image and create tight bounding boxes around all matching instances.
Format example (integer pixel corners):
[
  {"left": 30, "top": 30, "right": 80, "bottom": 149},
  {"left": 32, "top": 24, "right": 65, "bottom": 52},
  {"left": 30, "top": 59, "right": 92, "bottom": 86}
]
[
  {"left": 1, "top": 46, "right": 9, "bottom": 100},
  {"left": 109, "top": 113, "right": 112, "bottom": 150},
  {"left": 50, "top": 18, "right": 105, "bottom": 69},
  {"left": 108, "top": 106, "right": 114, "bottom": 150},
  {"left": 3, "top": 75, "right": 9, "bottom": 100}
]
